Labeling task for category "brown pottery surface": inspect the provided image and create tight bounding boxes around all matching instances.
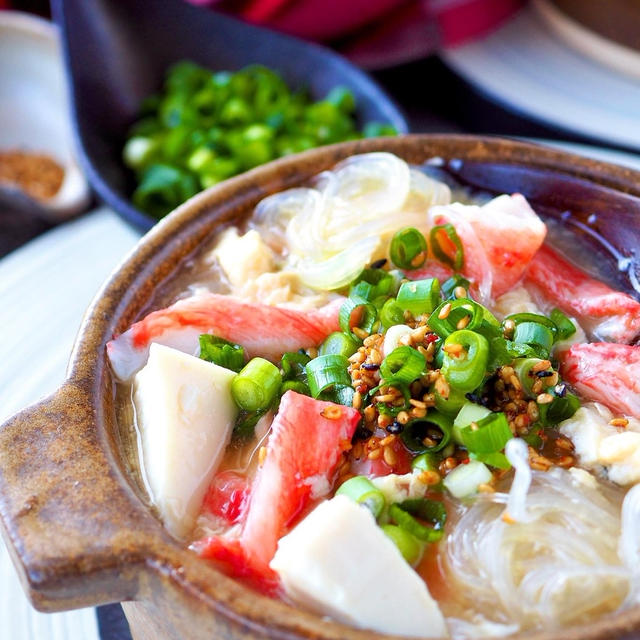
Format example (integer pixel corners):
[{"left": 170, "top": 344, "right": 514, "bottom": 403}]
[{"left": 1, "top": 135, "right": 640, "bottom": 640}]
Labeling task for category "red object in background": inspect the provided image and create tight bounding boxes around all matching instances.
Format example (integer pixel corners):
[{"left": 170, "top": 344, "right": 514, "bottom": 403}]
[{"left": 190, "top": 0, "right": 524, "bottom": 68}]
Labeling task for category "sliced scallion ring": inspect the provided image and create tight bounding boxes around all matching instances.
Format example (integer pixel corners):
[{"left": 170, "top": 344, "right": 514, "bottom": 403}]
[
  {"left": 430, "top": 223, "right": 464, "bottom": 270},
  {"left": 513, "top": 322, "right": 554, "bottom": 358},
  {"left": 550, "top": 308, "right": 577, "bottom": 341},
  {"left": 428, "top": 298, "right": 485, "bottom": 338},
  {"left": 305, "top": 354, "right": 351, "bottom": 398},
  {"left": 396, "top": 278, "right": 441, "bottom": 317},
  {"left": 231, "top": 357, "right": 282, "bottom": 411},
  {"left": 459, "top": 411, "right": 512, "bottom": 454},
  {"left": 389, "top": 498, "right": 446, "bottom": 543},
  {"left": 339, "top": 295, "right": 378, "bottom": 340},
  {"left": 441, "top": 329, "right": 489, "bottom": 393},
  {"left": 400, "top": 411, "right": 452, "bottom": 453},
  {"left": 336, "top": 476, "right": 386, "bottom": 518},
  {"left": 390, "top": 227, "right": 428, "bottom": 270},
  {"left": 318, "top": 331, "right": 360, "bottom": 358},
  {"left": 380, "top": 346, "right": 426, "bottom": 384}
]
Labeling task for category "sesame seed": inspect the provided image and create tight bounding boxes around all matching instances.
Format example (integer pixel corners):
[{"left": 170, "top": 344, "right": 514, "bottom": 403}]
[
  {"left": 610, "top": 418, "right": 629, "bottom": 428},
  {"left": 443, "top": 343, "right": 464, "bottom": 356},
  {"left": 368, "top": 448, "right": 382, "bottom": 460},
  {"left": 532, "top": 359, "right": 552, "bottom": 373},
  {"left": 536, "top": 393, "right": 554, "bottom": 404},
  {"left": 321, "top": 406, "right": 343, "bottom": 420},
  {"left": 383, "top": 446, "right": 397, "bottom": 466},
  {"left": 396, "top": 411, "right": 410, "bottom": 424},
  {"left": 438, "top": 302, "right": 452, "bottom": 319},
  {"left": 454, "top": 286, "right": 467, "bottom": 299},
  {"left": 258, "top": 446, "right": 268, "bottom": 465},
  {"left": 456, "top": 315, "right": 471, "bottom": 330},
  {"left": 418, "top": 470, "right": 441, "bottom": 486},
  {"left": 352, "top": 391, "right": 362, "bottom": 410},
  {"left": 374, "top": 393, "right": 396, "bottom": 403},
  {"left": 378, "top": 414, "right": 393, "bottom": 428},
  {"left": 410, "top": 251, "right": 426, "bottom": 267},
  {"left": 409, "top": 398, "right": 427, "bottom": 409},
  {"left": 410, "top": 407, "right": 427, "bottom": 418},
  {"left": 352, "top": 326, "right": 369, "bottom": 340}
]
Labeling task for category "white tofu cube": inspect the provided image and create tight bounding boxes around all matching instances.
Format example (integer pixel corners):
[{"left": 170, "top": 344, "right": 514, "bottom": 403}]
[
  {"left": 270, "top": 495, "right": 448, "bottom": 638},
  {"left": 134, "top": 343, "right": 238, "bottom": 538}
]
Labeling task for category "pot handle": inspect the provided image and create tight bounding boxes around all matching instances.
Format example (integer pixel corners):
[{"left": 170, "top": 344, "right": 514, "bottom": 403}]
[{"left": 0, "top": 382, "right": 154, "bottom": 612}]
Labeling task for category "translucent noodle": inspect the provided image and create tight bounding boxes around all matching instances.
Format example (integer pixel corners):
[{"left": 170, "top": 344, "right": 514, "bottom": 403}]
[{"left": 443, "top": 467, "right": 631, "bottom": 636}]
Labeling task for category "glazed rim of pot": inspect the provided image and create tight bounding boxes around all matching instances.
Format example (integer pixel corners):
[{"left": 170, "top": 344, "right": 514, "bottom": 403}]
[{"left": 1, "top": 135, "right": 640, "bottom": 640}]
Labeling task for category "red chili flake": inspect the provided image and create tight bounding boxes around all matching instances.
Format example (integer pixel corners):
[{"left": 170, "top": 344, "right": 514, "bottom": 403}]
[
  {"left": 461, "top": 458, "right": 470, "bottom": 464},
  {"left": 357, "top": 384, "right": 368, "bottom": 394},
  {"left": 425, "top": 333, "right": 439, "bottom": 344}
]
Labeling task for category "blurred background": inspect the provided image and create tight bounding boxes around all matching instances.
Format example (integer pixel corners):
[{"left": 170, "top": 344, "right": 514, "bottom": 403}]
[{"left": 0, "top": 0, "right": 639, "bottom": 638}]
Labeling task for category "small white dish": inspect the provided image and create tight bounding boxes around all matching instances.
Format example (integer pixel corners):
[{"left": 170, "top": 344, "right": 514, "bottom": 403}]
[{"left": 0, "top": 11, "right": 90, "bottom": 221}]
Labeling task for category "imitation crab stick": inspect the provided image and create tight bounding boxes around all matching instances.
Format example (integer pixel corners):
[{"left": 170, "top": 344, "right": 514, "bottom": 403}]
[
  {"left": 525, "top": 245, "right": 640, "bottom": 344},
  {"left": 560, "top": 343, "right": 640, "bottom": 420},
  {"left": 107, "top": 293, "right": 343, "bottom": 380},
  {"left": 428, "top": 194, "right": 547, "bottom": 301},
  {"left": 195, "top": 391, "right": 360, "bottom": 576}
]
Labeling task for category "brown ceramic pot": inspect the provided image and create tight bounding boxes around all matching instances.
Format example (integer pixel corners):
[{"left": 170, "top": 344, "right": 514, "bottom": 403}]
[{"left": 1, "top": 135, "right": 640, "bottom": 640}]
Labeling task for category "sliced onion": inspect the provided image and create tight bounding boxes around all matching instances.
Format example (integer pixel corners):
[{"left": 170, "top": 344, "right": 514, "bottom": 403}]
[
  {"left": 296, "top": 235, "right": 380, "bottom": 290},
  {"left": 326, "top": 152, "right": 411, "bottom": 217}
]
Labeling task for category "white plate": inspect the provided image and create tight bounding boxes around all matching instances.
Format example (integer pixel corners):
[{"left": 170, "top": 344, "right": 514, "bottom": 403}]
[{"left": 442, "top": 5, "right": 640, "bottom": 152}]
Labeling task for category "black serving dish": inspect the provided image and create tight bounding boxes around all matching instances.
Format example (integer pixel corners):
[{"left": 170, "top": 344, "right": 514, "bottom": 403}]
[{"left": 51, "top": 0, "right": 409, "bottom": 231}]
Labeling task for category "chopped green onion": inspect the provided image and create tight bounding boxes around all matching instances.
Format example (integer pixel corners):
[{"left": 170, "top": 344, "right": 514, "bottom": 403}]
[
  {"left": 544, "top": 392, "right": 581, "bottom": 425},
  {"left": 339, "top": 295, "right": 378, "bottom": 340},
  {"left": 320, "top": 384, "right": 355, "bottom": 406},
  {"left": 281, "top": 380, "right": 310, "bottom": 395},
  {"left": 513, "top": 357, "right": 552, "bottom": 398},
  {"left": 443, "top": 460, "right": 492, "bottom": 499},
  {"left": 396, "top": 278, "right": 441, "bottom": 317},
  {"left": 441, "top": 274, "right": 471, "bottom": 300},
  {"left": 504, "top": 312, "right": 557, "bottom": 331},
  {"left": 433, "top": 384, "right": 466, "bottom": 416},
  {"left": 411, "top": 451, "right": 440, "bottom": 473},
  {"left": 513, "top": 322, "right": 554, "bottom": 358},
  {"left": 350, "top": 268, "right": 398, "bottom": 300},
  {"left": 452, "top": 401, "right": 492, "bottom": 444},
  {"left": 380, "top": 346, "right": 426, "bottom": 384},
  {"left": 430, "top": 223, "right": 464, "bottom": 270},
  {"left": 280, "top": 351, "right": 310, "bottom": 380},
  {"left": 318, "top": 331, "right": 360, "bottom": 358},
  {"left": 305, "top": 354, "right": 351, "bottom": 398},
  {"left": 336, "top": 476, "right": 386, "bottom": 518},
  {"left": 427, "top": 298, "right": 485, "bottom": 338},
  {"left": 389, "top": 227, "right": 428, "bottom": 270},
  {"left": 199, "top": 334, "right": 245, "bottom": 372},
  {"left": 380, "top": 298, "right": 405, "bottom": 329},
  {"left": 550, "top": 308, "right": 577, "bottom": 341},
  {"left": 441, "top": 329, "right": 489, "bottom": 393},
  {"left": 470, "top": 451, "right": 511, "bottom": 469},
  {"left": 389, "top": 498, "right": 447, "bottom": 543},
  {"left": 381, "top": 524, "right": 423, "bottom": 565},
  {"left": 231, "top": 357, "right": 281, "bottom": 411},
  {"left": 459, "top": 412, "right": 512, "bottom": 454},
  {"left": 400, "top": 411, "right": 452, "bottom": 453},
  {"left": 233, "top": 408, "right": 267, "bottom": 441},
  {"left": 380, "top": 524, "right": 424, "bottom": 566}
]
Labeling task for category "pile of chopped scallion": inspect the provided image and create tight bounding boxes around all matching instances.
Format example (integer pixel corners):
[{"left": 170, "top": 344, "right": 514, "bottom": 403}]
[{"left": 123, "top": 61, "right": 397, "bottom": 219}]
